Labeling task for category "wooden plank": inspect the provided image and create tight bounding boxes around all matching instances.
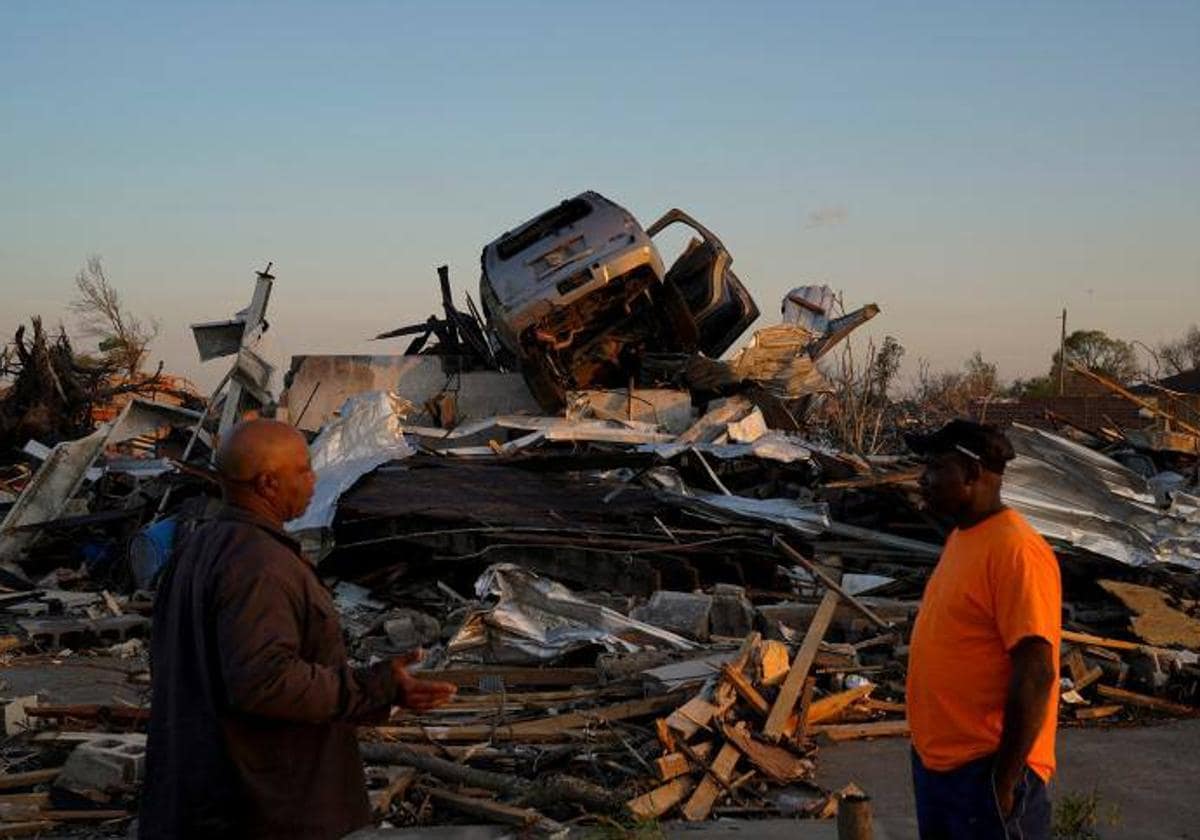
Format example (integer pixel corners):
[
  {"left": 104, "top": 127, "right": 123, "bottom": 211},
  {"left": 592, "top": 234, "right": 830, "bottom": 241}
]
[
  {"left": 806, "top": 684, "right": 874, "bottom": 726},
  {"left": 627, "top": 777, "right": 695, "bottom": 820},
  {"left": 30, "top": 810, "right": 128, "bottom": 822},
  {"left": 762, "top": 589, "right": 840, "bottom": 739},
  {"left": 1063, "top": 647, "right": 1088, "bottom": 683},
  {"left": 0, "top": 770, "right": 61, "bottom": 792},
  {"left": 1062, "top": 630, "right": 1139, "bottom": 652},
  {"left": 680, "top": 744, "right": 739, "bottom": 822},
  {"left": 722, "top": 724, "right": 813, "bottom": 783},
  {"left": 714, "top": 632, "right": 761, "bottom": 707},
  {"left": 863, "top": 698, "right": 906, "bottom": 715},
  {"left": 0, "top": 796, "right": 48, "bottom": 810},
  {"left": 372, "top": 692, "right": 685, "bottom": 743},
  {"left": 794, "top": 677, "right": 816, "bottom": 739},
  {"left": 654, "top": 718, "right": 676, "bottom": 753},
  {"left": 655, "top": 742, "right": 713, "bottom": 782},
  {"left": 759, "top": 640, "right": 790, "bottom": 687},
  {"left": 720, "top": 665, "right": 769, "bottom": 716},
  {"left": 665, "top": 697, "right": 721, "bottom": 739},
  {"left": 655, "top": 752, "right": 692, "bottom": 783},
  {"left": 1096, "top": 685, "right": 1195, "bottom": 716},
  {"left": 1074, "top": 666, "right": 1104, "bottom": 693},
  {"left": 1075, "top": 704, "right": 1123, "bottom": 721},
  {"left": 812, "top": 720, "right": 910, "bottom": 742}
]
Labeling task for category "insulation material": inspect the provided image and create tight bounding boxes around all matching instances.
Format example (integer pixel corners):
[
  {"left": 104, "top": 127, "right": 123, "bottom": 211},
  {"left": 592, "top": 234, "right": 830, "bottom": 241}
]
[
  {"left": 287, "top": 390, "right": 417, "bottom": 536},
  {"left": 446, "top": 564, "right": 696, "bottom": 665}
]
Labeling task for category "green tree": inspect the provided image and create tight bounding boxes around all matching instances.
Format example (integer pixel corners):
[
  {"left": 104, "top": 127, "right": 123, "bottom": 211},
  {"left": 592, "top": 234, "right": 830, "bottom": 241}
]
[{"left": 1053, "top": 329, "right": 1138, "bottom": 383}]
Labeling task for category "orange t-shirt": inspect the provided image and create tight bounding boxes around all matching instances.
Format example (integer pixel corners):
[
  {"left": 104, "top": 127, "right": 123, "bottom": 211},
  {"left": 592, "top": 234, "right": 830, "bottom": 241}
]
[{"left": 907, "top": 508, "right": 1061, "bottom": 782}]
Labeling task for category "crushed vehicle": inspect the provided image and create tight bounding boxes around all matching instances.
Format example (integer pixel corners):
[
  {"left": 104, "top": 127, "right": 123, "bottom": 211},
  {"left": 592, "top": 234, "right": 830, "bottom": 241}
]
[{"left": 479, "top": 191, "right": 759, "bottom": 410}]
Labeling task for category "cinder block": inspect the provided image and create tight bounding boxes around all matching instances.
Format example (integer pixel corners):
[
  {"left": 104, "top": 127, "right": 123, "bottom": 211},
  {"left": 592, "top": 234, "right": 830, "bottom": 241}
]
[{"left": 57, "top": 734, "right": 146, "bottom": 793}]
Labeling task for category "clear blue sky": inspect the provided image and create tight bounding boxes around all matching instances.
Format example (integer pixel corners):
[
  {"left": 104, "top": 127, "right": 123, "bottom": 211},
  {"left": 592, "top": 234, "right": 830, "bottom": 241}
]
[{"left": 3, "top": 1, "right": 1197, "bottom": 390}]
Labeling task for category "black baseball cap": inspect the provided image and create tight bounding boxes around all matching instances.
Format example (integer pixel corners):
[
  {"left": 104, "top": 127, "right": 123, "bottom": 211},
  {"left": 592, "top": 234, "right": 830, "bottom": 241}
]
[{"left": 904, "top": 419, "right": 1016, "bottom": 474}]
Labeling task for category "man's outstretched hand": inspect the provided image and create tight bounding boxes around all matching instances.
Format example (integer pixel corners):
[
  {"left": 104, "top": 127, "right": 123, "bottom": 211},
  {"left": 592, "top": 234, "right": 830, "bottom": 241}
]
[{"left": 390, "top": 650, "right": 457, "bottom": 712}]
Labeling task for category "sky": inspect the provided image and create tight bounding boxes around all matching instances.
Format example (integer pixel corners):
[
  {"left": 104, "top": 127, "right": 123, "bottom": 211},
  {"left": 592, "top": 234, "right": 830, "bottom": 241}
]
[{"left": 2, "top": 1, "right": 1198, "bottom": 392}]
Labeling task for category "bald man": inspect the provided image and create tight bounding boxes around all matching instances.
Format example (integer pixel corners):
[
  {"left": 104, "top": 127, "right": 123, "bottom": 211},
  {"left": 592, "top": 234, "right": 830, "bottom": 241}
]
[{"left": 141, "top": 420, "right": 454, "bottom": 839}]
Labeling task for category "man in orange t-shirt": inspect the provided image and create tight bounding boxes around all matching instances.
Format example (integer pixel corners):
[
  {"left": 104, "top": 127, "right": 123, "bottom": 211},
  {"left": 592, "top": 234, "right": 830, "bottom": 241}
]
[{"left": 906, "top": 420, "right": 1060, "bottom": 840}]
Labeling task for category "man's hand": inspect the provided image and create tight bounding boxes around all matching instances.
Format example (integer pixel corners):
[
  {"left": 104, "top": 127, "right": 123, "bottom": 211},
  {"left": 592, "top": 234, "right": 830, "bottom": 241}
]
[
  {"left": 993, "top": 636, "right": 1055, "bottom": 819},
  {"left": 389, "top": 650, "right": 457, "bottom": 712}
]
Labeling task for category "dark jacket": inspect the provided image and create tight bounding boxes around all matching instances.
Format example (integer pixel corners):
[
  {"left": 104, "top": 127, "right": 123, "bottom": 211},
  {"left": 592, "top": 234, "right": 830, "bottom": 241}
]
[{"left": 140, "top": 505, "right": 395, "bottom": 840}]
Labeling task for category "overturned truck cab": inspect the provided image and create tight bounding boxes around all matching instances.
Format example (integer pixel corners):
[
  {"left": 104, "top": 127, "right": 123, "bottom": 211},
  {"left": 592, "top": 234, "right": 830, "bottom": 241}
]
[{"left": 480, "top": 191, "right": 759, "bottom": 411}]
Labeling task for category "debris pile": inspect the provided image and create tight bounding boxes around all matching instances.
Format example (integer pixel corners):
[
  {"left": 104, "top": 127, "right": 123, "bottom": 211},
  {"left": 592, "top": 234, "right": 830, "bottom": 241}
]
[{"left": 0, "top": 192, "right": 1198, "bottom": 834}]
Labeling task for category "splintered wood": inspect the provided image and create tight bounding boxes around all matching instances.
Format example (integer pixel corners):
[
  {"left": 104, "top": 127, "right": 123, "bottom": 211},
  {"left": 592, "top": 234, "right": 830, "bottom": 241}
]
[{"left": 623, "top": 627, "right": 908, "bottom": 823}]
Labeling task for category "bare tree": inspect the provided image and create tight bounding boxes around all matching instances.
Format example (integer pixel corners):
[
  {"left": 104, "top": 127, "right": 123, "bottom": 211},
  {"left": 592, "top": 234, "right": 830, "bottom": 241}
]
[
  {"left": 1159, "top": 325, "right": 1200, "bottom": 377},
  {"left": 69, "top": 256, "right": 159, "bottom": 378}
]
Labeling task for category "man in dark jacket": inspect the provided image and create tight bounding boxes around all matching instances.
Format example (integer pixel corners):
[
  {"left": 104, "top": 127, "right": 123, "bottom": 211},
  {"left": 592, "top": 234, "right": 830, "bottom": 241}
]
[{"left": 141, "top": 419, "right": 455, "bottom": 839}]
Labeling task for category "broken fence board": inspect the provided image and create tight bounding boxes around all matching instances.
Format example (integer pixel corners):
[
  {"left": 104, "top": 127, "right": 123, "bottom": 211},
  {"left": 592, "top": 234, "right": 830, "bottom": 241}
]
[{"left": 763, "top": 588, "right": 840, "bottom": 739}]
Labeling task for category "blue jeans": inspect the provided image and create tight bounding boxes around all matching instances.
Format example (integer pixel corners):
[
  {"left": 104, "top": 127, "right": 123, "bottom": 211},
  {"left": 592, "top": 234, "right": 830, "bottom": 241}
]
[{"left": 911, "top": 750, "right": 1051, "bottom": 840}]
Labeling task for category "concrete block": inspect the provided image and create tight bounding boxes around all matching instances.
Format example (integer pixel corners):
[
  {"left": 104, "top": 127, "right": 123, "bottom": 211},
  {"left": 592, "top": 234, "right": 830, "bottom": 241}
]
[
  {"left": 631, "top": 591, "right": 712, "bottom": 640},
  {"left": 18, "top": 615, "right": 150, "bottom": 649},
  {"left": 709, "top": 583, "right": 755, "bottom": 638},
  {"left": 58, "top": 734, "right": 146, "bottom": 793}
]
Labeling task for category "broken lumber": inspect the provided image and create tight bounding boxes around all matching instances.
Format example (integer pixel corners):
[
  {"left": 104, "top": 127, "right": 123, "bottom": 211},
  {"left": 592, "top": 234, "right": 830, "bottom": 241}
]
[
  {"left": 806, "top": 683, "right": 874, "bottom": 726},
  {"left": 1061, "top": 630, "right": 1139, "bottom": 652},
  {"left": 665, "top": 697, "right": 721, "bottom": 739},
  {"left": 655, "top": 741, "right": 713, "bottom": 782},
  {"left": 722, "top": 723, "right": 813, "bottom": 783},
  {"left": 1075, "top": 705, "right": 1123, "bottom": 721},
  {"left": 773, "top": 538, "right": 892, "bottom": 630},
  {"left": 371, "top": 691, "right": 685, "bottom": 743},
  {"left": 0, "top": 770, "right": 61, "bottom": 792},
  {"left": 763, "top": 588, "right": 840, "bottom": 739},
  {"left": 424, "top": 786, "right": 565, "bottom": 834},
  {"left": 359, "top": 742, "right": 624, "bottom": 813},
  {"left": 680, "top": 743, "right": 739, "bottom": 822},
  {"left": 628, "top": 777, "right": 694, "bottom": 820},
  {"left": 721, "top": 664, "right": 769, "bottom": 716},
  {"left": 812, "top": 720, "right": 910, "bottom": 741},
  {"left": 1095, "top": 685, "right": 1195, "bottom": 716}
]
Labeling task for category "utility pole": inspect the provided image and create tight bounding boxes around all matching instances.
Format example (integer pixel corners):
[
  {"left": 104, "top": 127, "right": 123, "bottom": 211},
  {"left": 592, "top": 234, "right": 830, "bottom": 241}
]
[{"left": 1058, "top": 308, "right": 1067, "bottom": 396}]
